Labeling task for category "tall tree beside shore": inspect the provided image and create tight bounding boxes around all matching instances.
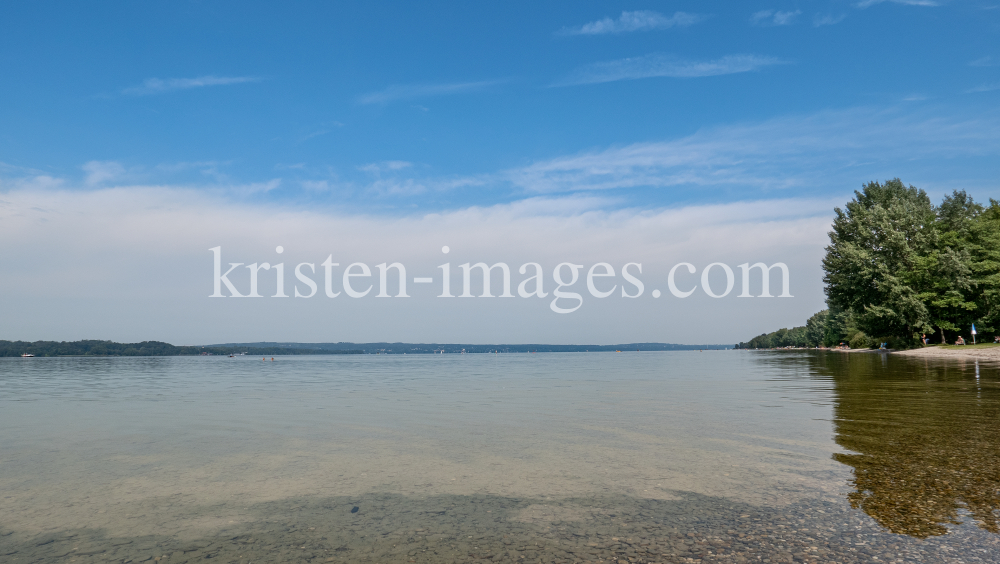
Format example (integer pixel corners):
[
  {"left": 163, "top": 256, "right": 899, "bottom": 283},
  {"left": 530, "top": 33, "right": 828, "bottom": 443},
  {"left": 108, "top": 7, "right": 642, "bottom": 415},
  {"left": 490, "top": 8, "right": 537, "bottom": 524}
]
[
  {"left": 804, "top": 310, "right": 829, "bottom": 346},
  {"left": 823, "top": 179, "right": 935, "bottom": 345},
  {"left": 974, "top": 200, "right": 1000, "bottom": 332},
  {"left": 914, "top": 191, "right": 982, "bottom": 343},
  {"left": 741, "top": 182, "right": 1000, "bottom": 349}
]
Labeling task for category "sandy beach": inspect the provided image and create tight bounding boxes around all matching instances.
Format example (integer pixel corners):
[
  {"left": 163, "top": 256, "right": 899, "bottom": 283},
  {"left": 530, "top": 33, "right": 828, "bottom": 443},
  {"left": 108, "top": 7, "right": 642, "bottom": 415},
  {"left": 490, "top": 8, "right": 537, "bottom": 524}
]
[{"left": 894, "top": 344, "right": 1000, "bottom": 361}]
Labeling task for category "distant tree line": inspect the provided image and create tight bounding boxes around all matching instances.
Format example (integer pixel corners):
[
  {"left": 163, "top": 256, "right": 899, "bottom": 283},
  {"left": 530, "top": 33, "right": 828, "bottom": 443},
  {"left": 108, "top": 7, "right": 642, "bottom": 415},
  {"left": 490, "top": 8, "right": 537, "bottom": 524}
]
[
  {"left": 0, "top": 340, "right": 362, "bottom": 357},
  {"left": 735, "top": 311, "right": 829, "bottom": 349},
  {"left": 738, "top": 179, "right": 1000, "bottom": 349}
]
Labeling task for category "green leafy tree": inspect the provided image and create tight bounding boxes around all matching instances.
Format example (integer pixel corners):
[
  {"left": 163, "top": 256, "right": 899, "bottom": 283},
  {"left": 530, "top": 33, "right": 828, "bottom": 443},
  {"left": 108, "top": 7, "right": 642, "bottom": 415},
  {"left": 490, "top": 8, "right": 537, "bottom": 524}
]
[
  {"left": 736, "top": 324, "right": 815, "bottom": 349},
  {"left": 822, "top": 304, "right": 850, "bottom": 347},
  {"left": 823, "top": 179, "right": 935, "bottom": 344},
  {"left": 973, "top": 200, "right": 1000, "bottom": 333},
  {"left": 911, "top": 191, "right": 979, "bottom": 342},
  {"left": 745, "top": 184, "right": 1000, "bottom": 349},
  {"left": 805, "top": 310, "right": 829, "bottom": 346}
]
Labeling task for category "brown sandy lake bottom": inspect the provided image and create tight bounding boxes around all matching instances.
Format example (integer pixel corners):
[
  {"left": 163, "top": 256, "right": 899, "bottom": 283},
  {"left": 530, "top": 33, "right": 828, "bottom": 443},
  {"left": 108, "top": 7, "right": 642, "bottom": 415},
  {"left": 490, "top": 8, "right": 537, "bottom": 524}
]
[{"left": 1, "top": 352, "right": 998, "bottom": 563}]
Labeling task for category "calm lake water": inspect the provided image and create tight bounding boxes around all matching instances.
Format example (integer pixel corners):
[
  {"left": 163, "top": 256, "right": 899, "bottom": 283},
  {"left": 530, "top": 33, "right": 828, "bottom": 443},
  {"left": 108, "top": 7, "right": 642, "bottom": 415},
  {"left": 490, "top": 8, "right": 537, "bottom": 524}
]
[{"left": 1, "top": 351, "right": 998, "bottom": 563}]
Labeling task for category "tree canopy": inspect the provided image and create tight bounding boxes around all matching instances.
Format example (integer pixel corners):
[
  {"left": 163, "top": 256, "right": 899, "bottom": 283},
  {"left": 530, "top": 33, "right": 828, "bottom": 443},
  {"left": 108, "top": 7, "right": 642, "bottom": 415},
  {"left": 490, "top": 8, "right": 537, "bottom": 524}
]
[{"left": 739, "top": 180, "right": 1000, "bottom": 349}]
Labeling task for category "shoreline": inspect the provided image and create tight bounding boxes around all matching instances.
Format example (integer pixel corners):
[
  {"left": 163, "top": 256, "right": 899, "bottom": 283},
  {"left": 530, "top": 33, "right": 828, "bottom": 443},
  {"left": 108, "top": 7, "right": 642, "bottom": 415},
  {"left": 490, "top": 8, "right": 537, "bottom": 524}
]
[
  {"left": 893, "top": 344, "right": 1000, "bottom": 361},
  {"left": 746, "top": 344, "right": 1000, "bottom": 361}
]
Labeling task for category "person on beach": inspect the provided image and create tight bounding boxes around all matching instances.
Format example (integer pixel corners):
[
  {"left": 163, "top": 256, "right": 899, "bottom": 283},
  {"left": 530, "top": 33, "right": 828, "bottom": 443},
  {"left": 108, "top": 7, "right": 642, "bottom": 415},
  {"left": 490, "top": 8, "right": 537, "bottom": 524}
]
[{"left": 956, "top": 336, "right": 966, "bottom": 345}]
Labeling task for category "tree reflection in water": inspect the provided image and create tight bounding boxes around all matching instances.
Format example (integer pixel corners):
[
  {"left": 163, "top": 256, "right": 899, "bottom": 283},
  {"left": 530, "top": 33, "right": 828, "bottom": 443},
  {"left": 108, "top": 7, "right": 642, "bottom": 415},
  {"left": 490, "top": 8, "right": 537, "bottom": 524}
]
[{"left": 812, "top": 352, "right": 1000, "bottom": 538}]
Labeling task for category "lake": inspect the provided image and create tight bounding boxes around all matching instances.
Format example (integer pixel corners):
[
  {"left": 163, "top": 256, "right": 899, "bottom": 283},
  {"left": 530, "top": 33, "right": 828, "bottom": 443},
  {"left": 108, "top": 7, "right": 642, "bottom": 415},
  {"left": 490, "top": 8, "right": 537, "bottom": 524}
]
[{"left": 1, "top": 351, "right": 998, "bottom": 563}]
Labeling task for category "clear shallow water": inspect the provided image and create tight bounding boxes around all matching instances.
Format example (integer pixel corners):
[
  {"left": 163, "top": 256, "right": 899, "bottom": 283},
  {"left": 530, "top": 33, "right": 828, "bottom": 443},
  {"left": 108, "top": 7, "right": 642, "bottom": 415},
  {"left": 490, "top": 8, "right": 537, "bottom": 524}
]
[{"left": 0, "top": 351, "right": 997, "bottom": 563}]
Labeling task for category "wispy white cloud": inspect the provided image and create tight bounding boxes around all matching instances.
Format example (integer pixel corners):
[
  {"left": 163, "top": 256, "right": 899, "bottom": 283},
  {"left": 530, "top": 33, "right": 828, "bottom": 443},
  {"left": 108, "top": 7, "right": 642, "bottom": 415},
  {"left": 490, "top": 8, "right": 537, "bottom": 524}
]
[
  {"left": 149, "top": 160, "right": 234, "bottom": 183},
  {"left": 0, "top": 161, "right": 48, "bottom": 176},
  {"left": 559, "top": 11, "right": 704, "bottom": 36},
  {"left": 499, "top": 107, "right": 1000, "bottom": 195},
  {"left": 751, "top": 10, "right": 802, "bottom": 26},
  {"left": 299, "top": 129, "right": 333, "bottom": 143},
  {"left": 153, "top": 160, "right": 228, "bottom": 173},
  {"left": 855, "top": 0, "right": 938, "bottom": 8},
  {"left": 491, "top": 194, "right": 624, "bottom": 217},
  {"left": 966, "top": 83, "right": 1000, "bottom": 93},
  {"left": 291, "top": 121, "right": 345, "bottom": 144},
  {"left": 553, "top": 54, "right": 786, "bottom": 86},
  {"left": 813, "top": 13, "right": 848, "bottom": 26},
  {"left": 80, "top": 160, "right": 240, "bottom": 187},
  {"left": 275, "top": 109, "right": 992, "bottom": 201},
  {"left": 122, "top": 75, "right": 262, "bottom": 96},
  {"left": 2, "top": 163, "right": 282, "bottom": 201},
  {"left": 357, "top": 80, "right": 502, "bottom": 105},
  {"left": 357, "top": 161, "right": 426, "bottom": 196},
  {"left": 773, "top": 10, "right": 801, "bottom": 24},
  {"left": 969, "top": 56, "right": 995, "bottom": 67},
  {"left": 237, "top": 179, "right": 282, "bottom": 194},
  {"left": 359, "top": 161, "right": 414, "bottom": 176},
  {"left": 366, "top": 178, "right": 428, "bottom": 196},
  {"left": 0, "top": 173, "right": 64, "bottom": 192},
  {"left": 300, "top": 180, "right": 331, "bottom": 192},
  {"left": 11, "top": 106, "right": 999, "bottom": 217},
  {"left": 82, "top": 160, "right": 126, "bottom": 185}
]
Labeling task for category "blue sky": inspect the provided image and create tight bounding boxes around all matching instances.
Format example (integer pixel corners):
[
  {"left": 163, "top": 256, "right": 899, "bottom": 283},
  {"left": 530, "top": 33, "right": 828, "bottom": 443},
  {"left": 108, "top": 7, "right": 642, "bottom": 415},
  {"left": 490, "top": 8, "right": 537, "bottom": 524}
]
[
  {"left": 2, "top": 0, "right": 998, "bottom": 211},
  {"left": 1, "top": 1, "right": 999, "bottom": 343}
]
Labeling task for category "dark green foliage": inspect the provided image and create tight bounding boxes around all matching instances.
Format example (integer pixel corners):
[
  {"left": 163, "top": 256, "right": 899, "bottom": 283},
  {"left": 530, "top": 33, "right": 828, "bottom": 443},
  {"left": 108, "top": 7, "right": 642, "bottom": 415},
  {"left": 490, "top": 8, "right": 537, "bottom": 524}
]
[
  {"left": 911, "top": 190, "right": 986, "bottom": 343},
  {"left": 974, "top": 200, "right": 1000, "bottom": 332},
  {"left": 823, "top": 179, "right": 935, "bottom": 345},
  {"left": 823, "top": 181, "right": 1000, "bottom": 346},
  {"left": 822, "top": 305, "right": 854, "bottom": 347},
  {"left": 0, "top": 340, "right": 362, "bottom": 357},
  {"left": 742, "top": 180, "right": 1000, "bottom": 349},
  {"left": 805, "top": 310, "right": 829, "bottom": 346},
  {"left": 736, "top": 323, "right": 816, "bottom": 349}
]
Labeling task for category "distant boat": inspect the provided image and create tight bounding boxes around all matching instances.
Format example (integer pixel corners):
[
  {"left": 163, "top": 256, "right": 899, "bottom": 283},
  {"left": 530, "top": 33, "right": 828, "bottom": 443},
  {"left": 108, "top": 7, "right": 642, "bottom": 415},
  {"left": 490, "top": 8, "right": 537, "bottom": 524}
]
[{"left": 21, "top": 353, "right": 34, "bottom": 357}]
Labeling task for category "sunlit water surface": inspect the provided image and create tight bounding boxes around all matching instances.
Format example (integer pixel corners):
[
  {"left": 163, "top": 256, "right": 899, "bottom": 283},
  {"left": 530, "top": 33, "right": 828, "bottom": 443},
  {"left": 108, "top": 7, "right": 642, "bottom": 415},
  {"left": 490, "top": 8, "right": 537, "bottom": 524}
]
[{"left": 1, "top": 351, "right": 998, "bottom": 563}]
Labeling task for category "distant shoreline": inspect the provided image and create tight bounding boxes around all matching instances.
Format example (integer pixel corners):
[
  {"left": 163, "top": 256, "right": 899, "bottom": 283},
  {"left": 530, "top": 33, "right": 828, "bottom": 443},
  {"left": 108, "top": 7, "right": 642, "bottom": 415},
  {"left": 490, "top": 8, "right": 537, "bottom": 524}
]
[
  {"left": 208, "top": 342, "right": 733, "bottom": 355},
  {"left": 0, "top": 340, "right": 363, "bottom": 358},
  {"left": 2, "top": 340, "right": 732, "bottom": 357},
  {"left": 12, "top": 340, "right": 993, "bottom": 359}
]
